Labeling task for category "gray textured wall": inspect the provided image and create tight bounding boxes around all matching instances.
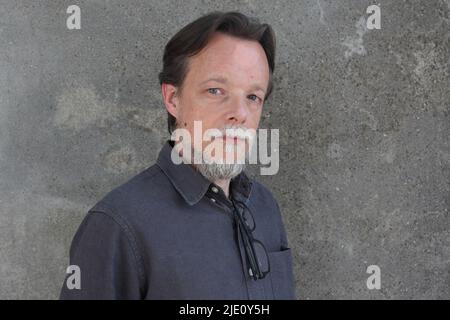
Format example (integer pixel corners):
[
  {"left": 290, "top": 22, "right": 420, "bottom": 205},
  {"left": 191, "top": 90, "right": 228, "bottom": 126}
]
[{"left": 0, "top": 0, "right": 448, "bottom": 299}]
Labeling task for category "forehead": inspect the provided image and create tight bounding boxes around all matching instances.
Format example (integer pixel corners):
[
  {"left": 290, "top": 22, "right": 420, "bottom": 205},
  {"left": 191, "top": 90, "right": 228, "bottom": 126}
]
[{"left": 186, "top": 32, "right": 270, "bottom": 87}]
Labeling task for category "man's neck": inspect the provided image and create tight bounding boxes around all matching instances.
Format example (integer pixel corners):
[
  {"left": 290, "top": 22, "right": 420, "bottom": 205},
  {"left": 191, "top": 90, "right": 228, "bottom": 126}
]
[{"left": 214, "top": 178, "right": 231, "bottom": 199}]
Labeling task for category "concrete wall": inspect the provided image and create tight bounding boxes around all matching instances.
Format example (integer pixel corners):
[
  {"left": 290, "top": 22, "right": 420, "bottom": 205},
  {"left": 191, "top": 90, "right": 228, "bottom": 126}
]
[{"left": 0, "top": 0, "right": 448, "bottom": 299}]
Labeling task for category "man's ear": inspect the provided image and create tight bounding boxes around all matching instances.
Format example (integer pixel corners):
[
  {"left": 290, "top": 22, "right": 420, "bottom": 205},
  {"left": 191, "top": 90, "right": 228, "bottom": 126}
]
[{"left": 161, "top": 83, "right": 180, "bottom": 119}]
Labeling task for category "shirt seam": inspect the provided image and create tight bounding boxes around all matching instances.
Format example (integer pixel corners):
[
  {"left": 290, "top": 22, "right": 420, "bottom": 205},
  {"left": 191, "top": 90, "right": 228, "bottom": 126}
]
[{"left": 88, "top": 206, "right": 146, "bottom": 297}]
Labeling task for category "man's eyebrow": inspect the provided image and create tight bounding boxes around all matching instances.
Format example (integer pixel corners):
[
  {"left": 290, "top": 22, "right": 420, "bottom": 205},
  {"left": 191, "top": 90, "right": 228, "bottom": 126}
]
[
  {"left": 200, "top": 76, "right": 266, "bottom": 93},
  {"left": 248, "top": 84, "right": 266, "bottom": 94},
  {"left": 200, "top": 76, "right": 228, "bottom": 85}
]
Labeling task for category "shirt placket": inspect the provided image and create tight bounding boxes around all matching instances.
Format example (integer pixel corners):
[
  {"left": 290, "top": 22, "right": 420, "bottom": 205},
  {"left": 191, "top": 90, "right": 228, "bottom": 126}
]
[{"left": 206, "top": 187, "right": 268, "bottom": 300}]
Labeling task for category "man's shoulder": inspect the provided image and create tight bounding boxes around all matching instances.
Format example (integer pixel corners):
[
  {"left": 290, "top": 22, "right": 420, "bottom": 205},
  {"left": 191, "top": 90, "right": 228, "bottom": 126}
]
[
  {"left": 249, "top": 177, "right": 279, "bottom": 207},
  {"left": 87, "top": 163, "right": 170, "bottom": 219}
]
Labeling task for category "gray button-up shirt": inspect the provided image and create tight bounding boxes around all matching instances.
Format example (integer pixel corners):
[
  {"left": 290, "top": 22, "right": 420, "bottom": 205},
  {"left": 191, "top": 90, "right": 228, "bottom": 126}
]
[{"left": 60, "top": 140, "right": 296, "bottom": 299}]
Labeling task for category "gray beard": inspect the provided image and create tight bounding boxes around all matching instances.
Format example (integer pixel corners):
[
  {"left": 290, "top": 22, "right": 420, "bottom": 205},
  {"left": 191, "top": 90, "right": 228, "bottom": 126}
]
[
  {"left": 190, "top": 144, "right": 246, "bottom": 181},
  {"left": 194, "top": 162, "right": 246, "bottom": 182}
]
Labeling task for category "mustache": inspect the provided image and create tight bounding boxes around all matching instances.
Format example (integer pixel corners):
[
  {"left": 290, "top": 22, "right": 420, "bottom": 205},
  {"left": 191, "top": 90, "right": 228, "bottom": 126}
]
[{"left": 207, "top": 125, "right": 255, "bottom": 141}]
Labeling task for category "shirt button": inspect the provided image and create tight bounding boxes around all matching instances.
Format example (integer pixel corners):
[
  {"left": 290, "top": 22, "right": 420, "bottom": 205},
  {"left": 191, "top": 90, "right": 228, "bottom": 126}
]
[
  {"left": 211, "top": 186, "right": 219, "bottom": 193},
  {"left": 210, "top": 198, "right": 216, "bottom": 203}
]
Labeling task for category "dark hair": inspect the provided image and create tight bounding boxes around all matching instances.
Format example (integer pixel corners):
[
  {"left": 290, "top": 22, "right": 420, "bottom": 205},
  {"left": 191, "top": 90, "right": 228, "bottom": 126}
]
[{"left": 158, "top": 11, "right": 276, "bottom": 134}]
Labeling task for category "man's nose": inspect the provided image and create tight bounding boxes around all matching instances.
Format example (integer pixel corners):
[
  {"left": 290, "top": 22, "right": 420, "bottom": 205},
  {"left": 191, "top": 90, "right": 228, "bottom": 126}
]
[{"left": 226, "top": 95, "right": 249, "bottom": 125}]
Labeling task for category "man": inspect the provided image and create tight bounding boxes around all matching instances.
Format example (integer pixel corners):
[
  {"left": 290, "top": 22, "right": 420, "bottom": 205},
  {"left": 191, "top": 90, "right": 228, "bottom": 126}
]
[{"left": 60, "top": 11, "right": 296, "bottom": 300}]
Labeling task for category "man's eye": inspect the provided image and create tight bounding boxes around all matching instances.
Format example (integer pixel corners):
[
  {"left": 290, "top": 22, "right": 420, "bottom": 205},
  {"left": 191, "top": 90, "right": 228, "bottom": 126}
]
[
  {"left": 207, "top": 88, "right": 221, "bottom": 95},
  {"left": 248, "top": 94, "right": 261, "bottom": 102}
]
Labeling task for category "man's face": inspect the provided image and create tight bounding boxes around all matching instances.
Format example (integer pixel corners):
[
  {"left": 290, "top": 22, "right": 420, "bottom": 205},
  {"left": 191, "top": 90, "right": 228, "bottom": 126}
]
[{"left": 170, "top": 32, "right": 270, "bottom": 165}]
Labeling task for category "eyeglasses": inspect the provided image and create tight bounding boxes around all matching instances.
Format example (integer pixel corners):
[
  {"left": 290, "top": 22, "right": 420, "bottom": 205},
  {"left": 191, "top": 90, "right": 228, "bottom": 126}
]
[{"left": 231, "top": 198, "right": 270, "bottom": 280}]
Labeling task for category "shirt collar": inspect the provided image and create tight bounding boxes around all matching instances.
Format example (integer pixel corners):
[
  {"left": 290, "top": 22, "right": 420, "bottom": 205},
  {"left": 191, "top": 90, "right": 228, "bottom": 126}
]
[{"left": 156, "top": 140, "right": 253, "bottom": 206}]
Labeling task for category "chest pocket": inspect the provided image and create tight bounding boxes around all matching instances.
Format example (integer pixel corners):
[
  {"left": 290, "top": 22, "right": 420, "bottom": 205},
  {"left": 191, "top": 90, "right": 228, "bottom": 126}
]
[{"left": 268, "top": 248, "right": 296, "bottom": 299}]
